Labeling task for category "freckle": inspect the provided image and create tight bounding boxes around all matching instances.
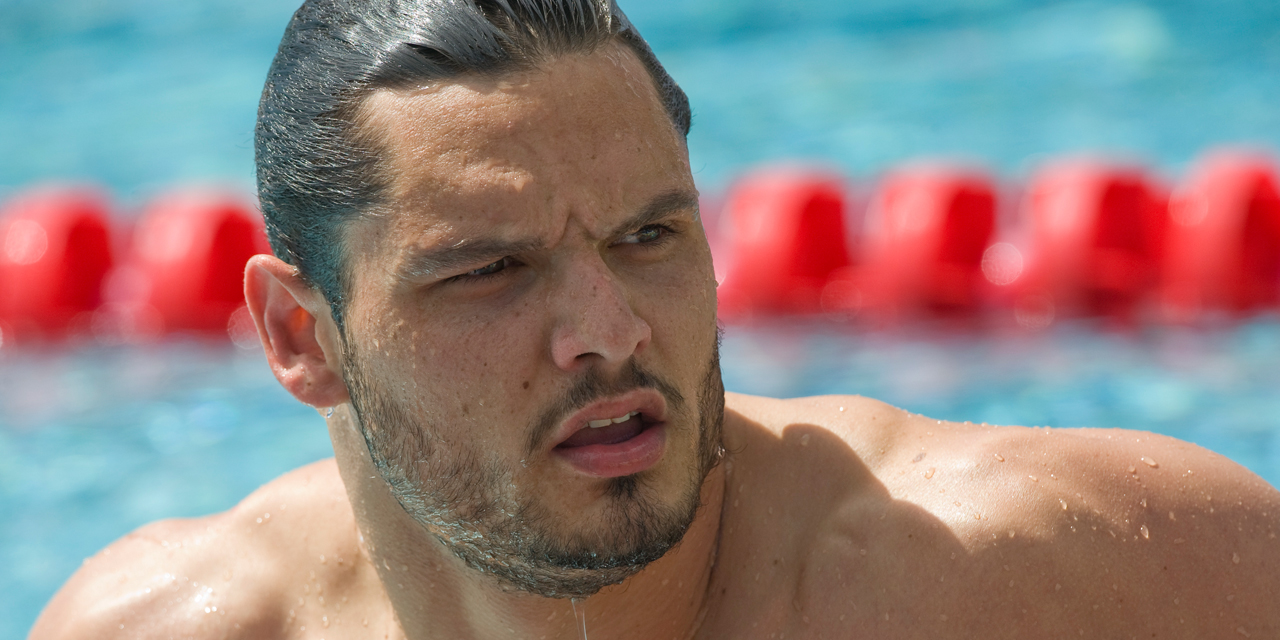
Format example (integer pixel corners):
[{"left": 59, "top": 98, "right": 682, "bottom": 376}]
[{"left": 522, "top": 381, "right": 530, "bottom": 390}]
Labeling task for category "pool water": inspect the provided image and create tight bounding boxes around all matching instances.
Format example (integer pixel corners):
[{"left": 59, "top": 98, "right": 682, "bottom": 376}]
[
  {"left": 6, "top": 319, "right": 1280, "bottom": 634},
  {"left": 4, "top": 0, "right": 1280, "bottom": 198}
]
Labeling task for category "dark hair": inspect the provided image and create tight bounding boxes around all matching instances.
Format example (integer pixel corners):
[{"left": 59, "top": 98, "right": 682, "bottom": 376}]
[{"left": 255, "top": 0, "right": 691, "bottom": 329}]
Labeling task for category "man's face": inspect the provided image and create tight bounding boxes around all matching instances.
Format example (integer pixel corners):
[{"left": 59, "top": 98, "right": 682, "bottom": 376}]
[{"left": 338, "top": 42, "right": 723, "bottom": 598}]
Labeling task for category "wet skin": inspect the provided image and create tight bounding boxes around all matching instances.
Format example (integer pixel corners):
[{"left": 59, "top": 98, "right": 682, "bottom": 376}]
[{"left": 32, "top": 42, "right": 1280, "bottom": 639}]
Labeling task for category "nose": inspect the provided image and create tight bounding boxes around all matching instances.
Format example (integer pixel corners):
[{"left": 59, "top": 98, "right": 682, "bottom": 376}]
[{"left": 548, "top": 254, "right": 652, "bottom": 372}]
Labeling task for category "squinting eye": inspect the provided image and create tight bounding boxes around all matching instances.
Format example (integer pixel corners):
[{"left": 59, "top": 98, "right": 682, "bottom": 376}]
[
  {"left": 462, "top": 257, "right": 511, "bottom": 279},
  {"left": 620, "top": 224, "right": 670, "bottom": 244}
]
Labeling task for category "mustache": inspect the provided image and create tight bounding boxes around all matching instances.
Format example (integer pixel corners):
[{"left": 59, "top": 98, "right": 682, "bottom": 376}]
[{"left": 525, "top": 359, "right": 686, "bottom": 456}]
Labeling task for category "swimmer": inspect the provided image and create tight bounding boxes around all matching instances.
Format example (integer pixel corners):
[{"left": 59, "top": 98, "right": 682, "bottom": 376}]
[{"left": 32, "top": 1, "right": 1280, "bottom": 638}]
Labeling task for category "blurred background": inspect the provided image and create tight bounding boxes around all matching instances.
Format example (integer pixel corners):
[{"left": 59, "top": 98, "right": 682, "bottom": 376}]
[
  {"left": 4, "top": 0, "right": 1280, "bottom": 635},
  {"left": 6, "top": 0, "right": 1280, "bottom": 196}
]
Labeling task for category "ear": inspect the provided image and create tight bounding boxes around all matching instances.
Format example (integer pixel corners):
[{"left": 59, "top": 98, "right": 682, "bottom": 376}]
[{"left": 244, "top": 255, "right": 350, "bottom": 408}]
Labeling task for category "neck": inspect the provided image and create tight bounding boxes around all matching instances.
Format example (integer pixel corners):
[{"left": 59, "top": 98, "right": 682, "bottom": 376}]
[{"left": 330, "top": 407, "right": 727, "bottom": 640}]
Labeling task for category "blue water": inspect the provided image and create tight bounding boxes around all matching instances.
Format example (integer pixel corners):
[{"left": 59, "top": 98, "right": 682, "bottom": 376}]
[
  {"left": 3, "top": 0, "right": 1280, "bottom": 198},
  {"left": 4, "top": 0, "right": 1280, "bottom": 636},
  {"left": 5, "top": 321, "right": 1280, "bottom": 634}
]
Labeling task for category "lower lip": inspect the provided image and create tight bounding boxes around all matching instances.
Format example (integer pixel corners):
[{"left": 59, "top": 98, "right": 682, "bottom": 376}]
[{"left": 554, "top": 424, "right": 666, "bottom": 478}]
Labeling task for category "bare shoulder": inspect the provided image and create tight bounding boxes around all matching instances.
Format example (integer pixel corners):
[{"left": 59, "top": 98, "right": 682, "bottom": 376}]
[
  {"left": 30, "top": 459, "right": 385, "bottom": 640},
  {"left": 721, "top": 393, "right": 1280, "bottom": 636},
  {"left": 925, "top": 422, "right": 1280, "bottom": 633}
]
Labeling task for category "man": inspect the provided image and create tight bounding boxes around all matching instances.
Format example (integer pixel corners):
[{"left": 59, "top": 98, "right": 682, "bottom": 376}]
[{"left": 33, "top": 1, "right": 1280, "bottom": 638}]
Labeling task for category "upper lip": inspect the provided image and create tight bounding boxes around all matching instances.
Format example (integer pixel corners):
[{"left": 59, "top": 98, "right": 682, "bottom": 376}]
[{"left": 550, "top": 389, "right": 668, "bottom": 449}]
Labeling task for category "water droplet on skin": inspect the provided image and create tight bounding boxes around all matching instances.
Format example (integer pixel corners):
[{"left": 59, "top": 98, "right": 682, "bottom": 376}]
[
  {"left": 924, "top": 468, "right": 936, "bottom": 479},
  {"left": 1060, "top": 499, "right": 1069, "bottom": 511},
  {"left": 1142, "top": 457, "right": 1159, "bottom": 468},
  {"left": 994, "top": 453, "right": 1005, "bottom": 462},
  {"left": 1140, "top": 525, "right": 1150, "bottom": 539},
  {"left": 1232, "top": 552, "right": 1241, "bottom": 564},
  {"left": 800, "top": 434, "right": 811, "bottom": 446},
  {"left": 1128, "top": 466, "right": 1137, "bottom": 474},
  {"left": 1140, "top": 498, "right": 1147, "bottom": 508},
  {"left": 839, "top": 407, "right": 845, "bottom": 412},
  {"left": 1028, "top": 475, "right": 1038, "bottom": 482}
]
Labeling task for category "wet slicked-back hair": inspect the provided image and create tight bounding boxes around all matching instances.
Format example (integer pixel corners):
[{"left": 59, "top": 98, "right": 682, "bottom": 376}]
[{"left": 255, "top": 0, "right": 690, "bottom": 329}]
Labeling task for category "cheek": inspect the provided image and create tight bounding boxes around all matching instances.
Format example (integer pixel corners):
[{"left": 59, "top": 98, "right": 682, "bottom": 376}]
[
  {"left": 637, "top": 252, "right": 719, "bottom": 363},
  {"left": 377, "top": 301, "right": 546, "bottom": 418}
]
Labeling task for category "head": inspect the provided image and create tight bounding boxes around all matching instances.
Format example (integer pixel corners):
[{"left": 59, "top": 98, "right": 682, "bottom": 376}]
[
  {"left": 256, "top": 0, "right": 690, "bottom": 330},
  {"left": 250, "top": 0, "right": 723, "bottom": 599}
]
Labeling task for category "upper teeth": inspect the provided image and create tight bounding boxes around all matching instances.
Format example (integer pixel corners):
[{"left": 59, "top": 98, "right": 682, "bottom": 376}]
[{"left": 588, "top": 411, "right": 639, "bottom": 428}]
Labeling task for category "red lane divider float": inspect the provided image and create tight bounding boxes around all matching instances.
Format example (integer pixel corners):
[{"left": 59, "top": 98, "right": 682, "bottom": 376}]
[
  {"left": 107, "top": 189, "right": 270, "bottom": 339},
  {"left": 829, "top": 164, "right": 997, "bottom": 319},
  {"left": 1161, "top": 151, "right": 1280, "bottom": 320},
  {"left": 715, "top": 169, "right": 853, "bottom": 319},
  {"left": 3, "top": 149, "right": 1278, "bottom": 343},
  {"left": 0, "top": 185, "right": 267, "bottom": 346},
  {"left": 0, "top": 186, "right": 115, "bottom": 341},
  {"left": 1011, "top": 161, "right": 1169, "bottom": 323},
  {"left": 714, "top": 149, "right": 1280, "bottom": 326}
]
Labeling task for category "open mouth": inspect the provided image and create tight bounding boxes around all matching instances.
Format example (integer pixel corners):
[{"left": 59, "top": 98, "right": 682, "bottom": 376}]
[
  {"left": 556, "top": 411, "right": 648, "bottom": 449},
  {"left": 551, "top": 399, "right": 667, "bottom": 478}
]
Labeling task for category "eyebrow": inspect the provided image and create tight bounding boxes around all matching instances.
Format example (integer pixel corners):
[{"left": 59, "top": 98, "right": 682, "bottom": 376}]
[{"left": 394, "top": 189, "right": 700, "bottom": 281}]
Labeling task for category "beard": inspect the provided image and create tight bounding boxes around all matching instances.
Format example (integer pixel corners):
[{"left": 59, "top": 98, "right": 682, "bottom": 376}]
[{"left": 340, "top": 333, "right": 725, "bottom": 599}]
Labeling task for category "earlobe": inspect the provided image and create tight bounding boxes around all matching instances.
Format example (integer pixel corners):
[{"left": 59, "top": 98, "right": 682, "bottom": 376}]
[{"left": 244, "top": 255, "right": 350, "bottom": 407}]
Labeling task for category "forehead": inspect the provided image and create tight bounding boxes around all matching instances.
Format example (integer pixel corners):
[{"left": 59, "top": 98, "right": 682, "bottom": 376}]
[{"left": 355, "top": 41, "right": 690, "bottom": 239}]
